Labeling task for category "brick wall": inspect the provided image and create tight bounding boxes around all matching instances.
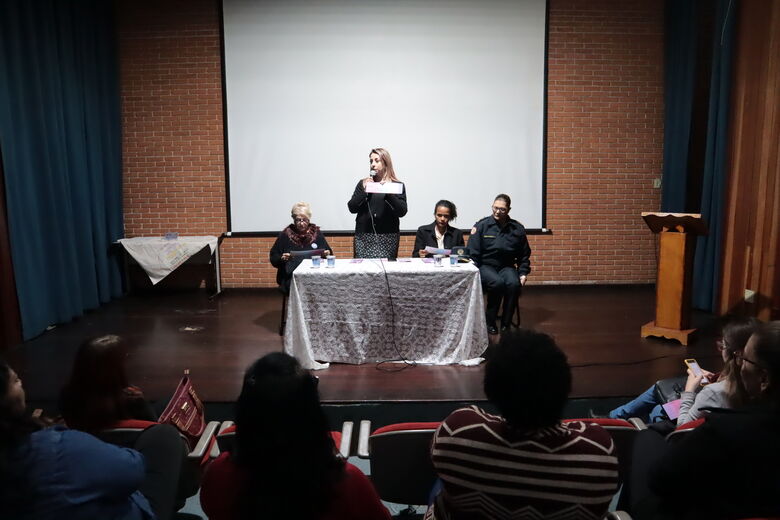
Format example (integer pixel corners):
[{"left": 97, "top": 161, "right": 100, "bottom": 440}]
[{"left": 117, "top": 0, "right": 664, "bottom": 288}]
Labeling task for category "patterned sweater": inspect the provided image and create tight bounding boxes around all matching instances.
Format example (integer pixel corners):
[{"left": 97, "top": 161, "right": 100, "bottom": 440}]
[{"left": 427, "top": 406, "right": 619, "bottom": 520}]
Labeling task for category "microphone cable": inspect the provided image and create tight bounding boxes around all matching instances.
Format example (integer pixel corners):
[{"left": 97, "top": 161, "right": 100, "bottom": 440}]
[
  {"left": 375, "top": 257, "right": 416, "bottom": 372},
  {"left": 362, "top": 172, "right": 413, "bottom": 371}
]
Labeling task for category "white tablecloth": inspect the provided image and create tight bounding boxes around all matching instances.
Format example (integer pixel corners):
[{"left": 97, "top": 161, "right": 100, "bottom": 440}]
[
  {"left": 284, "top": 258, "right": 488, "bottom": 370},
  {"left": 118, "top": 236, "right": 219, "bottom": 285}
]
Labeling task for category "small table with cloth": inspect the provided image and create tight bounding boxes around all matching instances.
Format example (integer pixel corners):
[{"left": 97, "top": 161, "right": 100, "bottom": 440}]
[{"left": 118, "top": 236, "right": 221, "bottom": 295}]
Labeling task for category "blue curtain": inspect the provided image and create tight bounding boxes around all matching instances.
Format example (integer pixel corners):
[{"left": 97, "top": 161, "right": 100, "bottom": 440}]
[
  {"left": 0, "top": 0, "right": 123, "bottom": 340},
  {"left": 692, "top": 0, "right": 736, "bottom": 311},
  {"left": 661, "top": 0, "right": 698, "bottom": 212}
]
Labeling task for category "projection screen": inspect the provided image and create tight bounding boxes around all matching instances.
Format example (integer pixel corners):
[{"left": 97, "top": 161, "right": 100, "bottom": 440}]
[{"left": 222, "top": 0, "right": 547, "bottom": 233}]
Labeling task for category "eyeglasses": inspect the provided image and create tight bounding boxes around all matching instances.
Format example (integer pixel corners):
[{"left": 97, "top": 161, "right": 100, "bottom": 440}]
[
  {"left": 491, "top": 206, "right": 508, "bottom": 213},
  {"left": 292, "top": 216, "right": 310, "bottom": 223},
  {"left": 734, "top": 350, "right": 762, "bottom": 367}
]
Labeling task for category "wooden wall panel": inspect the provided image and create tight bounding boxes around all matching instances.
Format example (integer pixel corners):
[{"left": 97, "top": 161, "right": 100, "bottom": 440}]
[{"left": 719, "top": 0, "right": 780, "bottom": 320}]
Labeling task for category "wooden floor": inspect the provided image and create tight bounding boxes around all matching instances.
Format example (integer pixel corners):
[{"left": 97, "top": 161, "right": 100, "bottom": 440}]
[{"left": 6, "top": 285, "right": 721, "bottom": 405}]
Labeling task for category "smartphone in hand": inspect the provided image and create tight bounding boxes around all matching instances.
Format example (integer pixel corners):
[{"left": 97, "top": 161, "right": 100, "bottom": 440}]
[{"left": 684, "top": 358, "right": 710, "bottom": 385}]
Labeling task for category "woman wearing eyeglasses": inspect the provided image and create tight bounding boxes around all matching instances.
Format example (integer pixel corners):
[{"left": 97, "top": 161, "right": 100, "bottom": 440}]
[
  {"left": 468, "top": 194, "right": 531, "bottom": 335},
  {"left": 270, "top": 202, "right": 332, "bottom": 294},
  {"left": 624, "top": 321, "right": 780, "bottom": 520},
  {"left": 596, "top": 317, "right": 758, "bottom": 424}
]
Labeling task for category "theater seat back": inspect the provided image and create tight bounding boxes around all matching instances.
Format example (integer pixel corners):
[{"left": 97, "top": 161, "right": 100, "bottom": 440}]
[{"left": 368, "top": 422, "right": 440, "bottom": 505}]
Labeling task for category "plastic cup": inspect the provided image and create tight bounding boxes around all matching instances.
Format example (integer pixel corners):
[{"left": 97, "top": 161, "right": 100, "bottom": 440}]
[
  {"left": 326, "top": 255, "right": 336, "bottom": 268},
  {"left": 311, "top": 256, "right": 321, "bottom": 267},
  {"left": 450, "top": 254, "right": 459, "bottom": 265},
  {"left": 433, "top": 254, "right": 444, "bottom": 267}
]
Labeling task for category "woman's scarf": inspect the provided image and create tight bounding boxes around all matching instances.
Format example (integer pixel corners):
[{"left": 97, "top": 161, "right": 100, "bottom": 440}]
[{"left": 284, "top": 223, "right": 320, "bottom": 248}]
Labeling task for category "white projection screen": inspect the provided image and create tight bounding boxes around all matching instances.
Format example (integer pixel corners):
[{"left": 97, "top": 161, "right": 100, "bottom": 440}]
[{"left": 222, "top": 0, "right": 547, "bottom": 233}]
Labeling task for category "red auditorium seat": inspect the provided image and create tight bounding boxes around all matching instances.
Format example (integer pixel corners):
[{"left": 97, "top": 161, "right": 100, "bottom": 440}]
[
  {"left": 357, "top": 420, "right": 441, "bottom": 506},
  {"left": 97, "top": 418, "right": 220, "bottom": 499},
  {"left": 664, "top": 416, "right": 706, "bottom": 444}
]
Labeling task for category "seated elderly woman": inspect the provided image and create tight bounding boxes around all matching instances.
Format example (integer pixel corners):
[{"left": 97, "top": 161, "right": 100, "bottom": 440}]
[{"left": 270, "top": 202, "right": 332, "bottom": 293}]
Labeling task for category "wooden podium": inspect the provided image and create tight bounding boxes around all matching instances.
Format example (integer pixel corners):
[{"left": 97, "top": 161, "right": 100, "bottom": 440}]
[{"left": 641, "top": 212, "right": 707, "bottom": 345}]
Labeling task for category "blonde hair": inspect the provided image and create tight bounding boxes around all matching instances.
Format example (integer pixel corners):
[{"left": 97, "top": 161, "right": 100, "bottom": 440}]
[
  {"left": 290, "top": 201, "right": 312, "bottom": 220},
  {"left": 369, "top": 148, "right": 399, "bottom": 182}
]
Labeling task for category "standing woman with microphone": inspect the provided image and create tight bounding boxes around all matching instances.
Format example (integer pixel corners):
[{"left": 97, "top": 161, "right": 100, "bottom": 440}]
[{"left": 347, "top": 148, "right": 408, "bottom": 258}]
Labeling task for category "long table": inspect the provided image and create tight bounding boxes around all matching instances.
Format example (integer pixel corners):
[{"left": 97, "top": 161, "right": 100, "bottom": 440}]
[{"left": 284, "top": 258, "right": 488, "bottom": 369}]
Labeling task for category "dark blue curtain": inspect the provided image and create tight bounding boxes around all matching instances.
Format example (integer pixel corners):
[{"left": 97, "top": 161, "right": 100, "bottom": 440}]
[
  {"left": 661, "top": 0, "right": 698, "bottom": 212},
  {"left": 0, "top": 0, "right": 123, "bottom": 340},
  {"left": 692, "top": 0, "right": 736, "bottom": 311}
]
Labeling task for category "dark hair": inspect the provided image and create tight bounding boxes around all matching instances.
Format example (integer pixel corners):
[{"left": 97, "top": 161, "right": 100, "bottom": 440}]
[
  {"left": 59, "top": 335, "right": 132, "bottom": 433},
  {"left": 0, "top": 360, "right": 40, "bottom": 513},
  {"left": 750, "top": 321, "right": 780, "bottom": 405},
  {"left": 484, "top": 329, "right": 571, "bottom": 429},
  {"left": 434, "top": 200, "right": 458, "bottom": 221},
  {"left": 234, "top": 353, "right": 343, "bottom": 519},
  {"left": 494, "top": 193, "right": 511, "bottom": 207}
]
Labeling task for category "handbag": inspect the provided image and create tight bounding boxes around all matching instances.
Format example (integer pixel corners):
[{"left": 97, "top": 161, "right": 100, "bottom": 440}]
[
  {"left": 653, "top": 376, "right": 687, "bottom": 404},
  {"left": 158, "top": 370, "right": 206, "bottom": 449}
]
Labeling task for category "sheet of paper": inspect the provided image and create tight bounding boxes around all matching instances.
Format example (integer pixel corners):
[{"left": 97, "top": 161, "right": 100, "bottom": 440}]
[
  {"left": 365, "top": 181, "right": 404, "bottom": 194},
  {"left": 424, "top": 246, "right": 451, "bottom": 255}
]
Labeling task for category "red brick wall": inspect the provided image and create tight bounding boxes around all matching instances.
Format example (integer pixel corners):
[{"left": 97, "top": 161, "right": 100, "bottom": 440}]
[{"left": 117, "top": 0, "right": 664, "bottom": 288}]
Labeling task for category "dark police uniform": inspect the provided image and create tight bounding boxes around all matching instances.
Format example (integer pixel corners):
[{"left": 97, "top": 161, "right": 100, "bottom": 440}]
[{"left": 469, "top": 216, "right": 531, "bottom": 330}]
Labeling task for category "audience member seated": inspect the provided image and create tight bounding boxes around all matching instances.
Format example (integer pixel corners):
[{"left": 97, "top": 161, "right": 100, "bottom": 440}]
[
  {"left": 200, "top": 352, "right": 390, "bottom": 520},
  {"left": 0, "top": 359, "right": 184, "bottom": 520},
  {"left": 624, "top": 321, "right": 780, "bottom": 520},
  {"left": 413, "top": 199, "right": 465, "bottom": 257},
  {"left": 269, "top": 201, "right": 332, "bottom": 294},
  {"left": 426, "top": 329, "right": 619, "bottom": 520},
  {"left": 60, "top": 334, "right": 157, "bottom": 434},
  {"left": 600, "top": 317, "right": 757, "bottom": 424}
]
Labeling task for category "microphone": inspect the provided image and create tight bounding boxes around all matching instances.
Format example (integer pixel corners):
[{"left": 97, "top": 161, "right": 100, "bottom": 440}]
[{"left": 369, "top": 170, "right": 376, "bottom": 179}]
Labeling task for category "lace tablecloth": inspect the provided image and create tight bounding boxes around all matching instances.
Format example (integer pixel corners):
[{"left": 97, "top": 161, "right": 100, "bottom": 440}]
[{"left": 284, "top": 258, "right": 488, "bottom": 370}]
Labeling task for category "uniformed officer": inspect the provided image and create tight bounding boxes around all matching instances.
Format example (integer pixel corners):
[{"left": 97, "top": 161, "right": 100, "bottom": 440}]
[{"left": 469, "top": 194, "right": 531, "bottom": 335}]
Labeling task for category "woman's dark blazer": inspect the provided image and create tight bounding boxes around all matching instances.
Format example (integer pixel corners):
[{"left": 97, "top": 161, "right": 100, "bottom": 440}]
[{"left": 412, "top": 223, "right": 465, "bottom": 257}]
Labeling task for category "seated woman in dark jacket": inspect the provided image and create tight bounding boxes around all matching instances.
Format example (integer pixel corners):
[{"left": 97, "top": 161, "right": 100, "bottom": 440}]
[
  {"left": 413, "top": 199, "right": 465, "bottom": 257},
  {"left": 269, "top": 201, "right": 332, "bottom": 293}
]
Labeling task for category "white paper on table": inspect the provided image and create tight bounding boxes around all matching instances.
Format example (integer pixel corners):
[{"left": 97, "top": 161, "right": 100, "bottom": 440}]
[
  {"left": 425, "top": 246, "right": 451, "bottom": 255},
  {"left": 365, "top": 181, "right": 404, "bottom": 194}
]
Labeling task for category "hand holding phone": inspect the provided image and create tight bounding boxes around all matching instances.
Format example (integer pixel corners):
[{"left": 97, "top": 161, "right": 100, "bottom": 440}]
[{"left": 684, "top": 359, "right": 710, "bottom": 391}]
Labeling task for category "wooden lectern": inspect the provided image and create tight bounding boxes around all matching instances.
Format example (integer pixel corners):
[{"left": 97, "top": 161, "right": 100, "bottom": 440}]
[{"left": 641, "top": 212, "right": 707, "bottom": 345}]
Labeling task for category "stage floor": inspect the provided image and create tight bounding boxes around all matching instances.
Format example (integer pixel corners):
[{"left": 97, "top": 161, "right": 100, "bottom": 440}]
[{"left": 6, "top": 286, "right": 720, "bottom": 406}]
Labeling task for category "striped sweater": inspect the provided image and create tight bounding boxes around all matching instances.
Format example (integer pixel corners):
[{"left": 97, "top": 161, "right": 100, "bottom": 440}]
[{"left": 427, "top": 406, "right": 619, "bottom": 520}]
